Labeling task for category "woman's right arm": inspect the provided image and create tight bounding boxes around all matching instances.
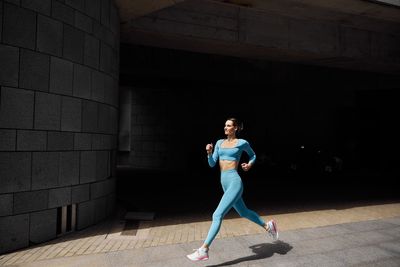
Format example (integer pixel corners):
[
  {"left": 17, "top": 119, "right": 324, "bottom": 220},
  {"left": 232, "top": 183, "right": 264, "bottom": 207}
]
[{"left": 207, "top": 140, "right": 219, "bottom": 167}]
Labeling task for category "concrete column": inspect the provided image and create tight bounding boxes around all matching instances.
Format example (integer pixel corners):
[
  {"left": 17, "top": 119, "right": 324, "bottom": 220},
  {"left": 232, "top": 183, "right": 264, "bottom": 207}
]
[{"left": 0, "top": 0, "right": 120, "bottom": 254}]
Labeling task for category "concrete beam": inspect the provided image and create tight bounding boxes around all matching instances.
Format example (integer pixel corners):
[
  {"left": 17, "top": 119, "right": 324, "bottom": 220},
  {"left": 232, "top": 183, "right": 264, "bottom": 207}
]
[
  {"left": 115, "top": 0, "right": 186, "bottom": 23},
  {"left": 214, "top": 0, "right": 400, "bottom": 24}
]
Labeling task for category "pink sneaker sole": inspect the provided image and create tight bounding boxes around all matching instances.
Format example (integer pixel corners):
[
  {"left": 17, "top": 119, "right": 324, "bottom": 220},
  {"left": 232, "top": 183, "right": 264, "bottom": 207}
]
[
  {"left": 271, "top": 220, "right": 279, "bottom": 240},
  {"left": 186, "top": 255, "right": 209, "bottom": 261}
]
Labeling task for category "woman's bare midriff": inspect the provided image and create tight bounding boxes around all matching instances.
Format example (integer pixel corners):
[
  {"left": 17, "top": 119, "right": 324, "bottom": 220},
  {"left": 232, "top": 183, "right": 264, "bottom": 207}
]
[{"left": 219, "top": 160, "right": 238, "bottom": 171}]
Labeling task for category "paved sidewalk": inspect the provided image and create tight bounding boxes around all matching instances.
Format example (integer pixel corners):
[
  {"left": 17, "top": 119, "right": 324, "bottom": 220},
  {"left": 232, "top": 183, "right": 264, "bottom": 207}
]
[
  {"left": 3, "top": 216, "right": 400, "bottom": 267},
  {"left": 1, "top": 200, "right": 400, "bottom": 266}
]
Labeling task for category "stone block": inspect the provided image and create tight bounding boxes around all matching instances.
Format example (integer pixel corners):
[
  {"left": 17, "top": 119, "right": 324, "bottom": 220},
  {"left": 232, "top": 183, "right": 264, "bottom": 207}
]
[
  {"left": 66, "top": 0, "right": 84, "bottom": 12},
  {"left": 110, "top": 108, "right": 118, "bottom": 134},
  {"left": 100, "top": 0, "right": 110, "bottom": 28},
  {"left": 95, "top": 151, "right": 109, "bottom": 180},
  {"left": 80, "top": 151, "right": 96, "bottom": 183},
  {"left": 90, "top": 179, "right": 107, "bottom": 199},
  {"left": 22, "top": 0, "right": 51, "bottom": 15},
  {"left": 34, "top": 92, "right": 61, "bottom": 130},
  {"left": 3, "top": 3, "right": 36, "bottom": 49},
  {"left": 0, "top": 214, "right": 29, "bottom": 254},
  {"left": 52, "top": 0, "right": 74, "bottom": 25},
  {"left": 63, "top": 24, "right": 85, "bottom": 63},
  {"left": 61, "top": 96, "right": 82, "bottom": 132},
  {"left": 74, "top": 133, "right": 91, "bottom": 150},
  {"left": 0, "top": 43, "right": 19, "bottom": 87},
  {"left": 0, "top": 152, "right": 31, "bottom": 193},
  {"left": 17, "top": 130, "right": 47, "bottom": 151},
  {"left": 48, "top": 187, "right": 71, "bottom": 208},
  {"left": 92, "top": 20, "right": 106, "bottom": 42},
  {"left": 110, "top": 49, "right": 118, "bottom": 78},
  {"left": 105, "top": 28, "right": 116, "bottom": 50},
  {"left": 0, "top": 2, "right": 2, "bottom": 42},
  {"left": 94, "top": 196, "right": 107, "bottom": 222},
  {"left": 37, "top": 14, "right": 63, "bottom": 56},
  {"left": 32, "top": 152, "right": 59, "bottom": 190},
  {"left": 29, "top": 209, "right": 57, "bottom": 244},
  {"left": 91, "top": 70, "right": 104, "bottom": 102},
  {"left": 85, "top": 0, "right": 100, "bottom": 21},
  {"left": 103, "top": 75, "right": 114, "bottom": 105},
  {"left": 100, "top": 42, "right": 112, "bottom": 74},
  {"left": 111, "top": 80, "right": 119, "bottom": 107},
  {"left": 19, "top": 49, "right": 50, "bottom": 92},
  {"left": 59, "top": 151, "right": 79, "bottom": 186},
  {"left": 106, "top": 193, "right": 115, "bottom": 216},
  {"left": 82, "top": 100, "right": 98, "bottom": 132},
  {"left": 0, "top": 129, "right": 16, "bottom": 151},
  {"left": 73, "top": 64, "right": 91, "bottom": 99},
  {"left": 13, "top": 190, "right": 48, "bottom": 213},
  {"left": 4, "top": 0, "right": 20, "bottom": 4},
  {"left": 84, "top": 34, "right": 99, "bottom": 68},
  {"left": 0, "top": 193, "right": 13, "bottom": 216},
  {"left": 47, "top": 131, "right": 74, "bottom": 151},
  {"left": 75, "top": 11, "right": 92, "bottom": 33},
  {"left": 0, "top": 87, "right": 34, "bottom": 129},
  {"left": 76, "top": 200, "right": 94, "bottom": 230},
  {"left": 98, "top": 104, "right": 111, "bottom": 134},
  {"left": 50, "top": 57, "right": 73, "bottom": 95},
  {"left": 92, "top": 133, "right": 110, "bottom": 150},
  {"left": 71, "top": 184, "right": 89, "bottom": 203},
  {"left": 106, "top": 177, "right": 115, "bottom": 195},
  {"left": 110, "top": 151, "right": 116, "bottom": 176},
  {"left": 110, "top": 3, "right": 119, "bottom": 34},
  {"left": 111, "top": 136, "right": 117, "bottom": 150}
]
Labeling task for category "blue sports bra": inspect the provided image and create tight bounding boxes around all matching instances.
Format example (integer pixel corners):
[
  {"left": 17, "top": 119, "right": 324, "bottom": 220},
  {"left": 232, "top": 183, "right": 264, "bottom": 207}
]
[{"left": 207, "top": 139, "right": 256, "bottom": 167}]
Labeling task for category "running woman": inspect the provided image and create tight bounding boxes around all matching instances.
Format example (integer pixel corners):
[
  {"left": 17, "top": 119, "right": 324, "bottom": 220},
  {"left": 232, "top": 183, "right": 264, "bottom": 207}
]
[{"left": 187, "top": 118, "right": 278, "bottom": 262}]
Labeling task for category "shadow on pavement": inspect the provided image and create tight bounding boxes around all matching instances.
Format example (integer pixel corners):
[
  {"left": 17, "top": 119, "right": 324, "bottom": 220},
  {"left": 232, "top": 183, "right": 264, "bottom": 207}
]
[{"left": 206, "top": 240, "right": 293, "bottom": 267}]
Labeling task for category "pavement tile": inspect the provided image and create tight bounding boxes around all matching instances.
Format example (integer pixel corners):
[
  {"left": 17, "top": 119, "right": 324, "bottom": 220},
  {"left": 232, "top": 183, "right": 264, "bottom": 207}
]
[
  {"left": 340, "top": 219, "right": 396, "bottom": 232},
  {"left": 326, "top": 246, "right": 396, "bottom": 266},
  {"left": 378, "top": 241, "right": 400, "bottom": 255}
]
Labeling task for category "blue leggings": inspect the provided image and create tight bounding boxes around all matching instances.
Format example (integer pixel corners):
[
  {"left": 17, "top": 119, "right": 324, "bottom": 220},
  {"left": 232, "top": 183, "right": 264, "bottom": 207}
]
[{"left": 204, "top": 169, "right": 265, "bottom": 246}]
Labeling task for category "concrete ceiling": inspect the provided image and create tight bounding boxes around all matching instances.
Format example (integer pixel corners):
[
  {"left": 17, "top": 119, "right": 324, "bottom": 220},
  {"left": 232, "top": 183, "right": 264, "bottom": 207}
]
[{"left": 115, "top": 0, "right": 400, "bottom": 74}]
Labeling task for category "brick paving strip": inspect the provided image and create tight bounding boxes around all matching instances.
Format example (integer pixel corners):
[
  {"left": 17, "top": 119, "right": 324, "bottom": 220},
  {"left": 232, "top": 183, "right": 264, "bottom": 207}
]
[{"left": 1, "top": 201, "right": 400, "bottom": 266}]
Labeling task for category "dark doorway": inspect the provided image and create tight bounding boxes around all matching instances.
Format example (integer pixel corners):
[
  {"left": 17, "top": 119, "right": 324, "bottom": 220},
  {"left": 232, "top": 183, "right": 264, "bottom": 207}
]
[{"left": 117, "top": 44, "right": 400, "bottom": 217}]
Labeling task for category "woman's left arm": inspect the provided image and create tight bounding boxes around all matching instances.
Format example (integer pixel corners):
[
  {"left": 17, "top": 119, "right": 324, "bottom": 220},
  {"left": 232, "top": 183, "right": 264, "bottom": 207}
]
[{"left": 241, "top": 140, "right": 256, "bottom": 171}]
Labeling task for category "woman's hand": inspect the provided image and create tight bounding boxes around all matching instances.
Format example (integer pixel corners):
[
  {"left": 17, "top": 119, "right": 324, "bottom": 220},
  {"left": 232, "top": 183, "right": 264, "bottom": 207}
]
[
  {"left": 241, "top": 162, "right": 252, "bottom": 171},
  {"left": 206, "top": 143, "right": 213, "bottom": 155}
]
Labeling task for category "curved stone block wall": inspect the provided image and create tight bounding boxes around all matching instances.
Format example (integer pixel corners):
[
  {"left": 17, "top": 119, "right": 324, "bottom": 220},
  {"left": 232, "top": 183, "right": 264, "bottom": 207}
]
[{"left": 0, "top": 0, "right": 120, "bottom": 254}]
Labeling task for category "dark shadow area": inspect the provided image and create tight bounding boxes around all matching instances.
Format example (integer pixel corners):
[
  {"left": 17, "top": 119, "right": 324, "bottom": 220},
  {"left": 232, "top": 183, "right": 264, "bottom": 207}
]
[
  {"left": 118, "top": 44, "right": 400, "bottom": 225},
  {"left": 206, "top": 241, "right": 293, "bottom": 267}
]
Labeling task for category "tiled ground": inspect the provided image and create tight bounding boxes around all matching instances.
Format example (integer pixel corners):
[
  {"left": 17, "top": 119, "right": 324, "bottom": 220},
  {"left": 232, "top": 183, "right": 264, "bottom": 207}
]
[{"left": 1, "top": 201, "right": 400, "bottom": 266}]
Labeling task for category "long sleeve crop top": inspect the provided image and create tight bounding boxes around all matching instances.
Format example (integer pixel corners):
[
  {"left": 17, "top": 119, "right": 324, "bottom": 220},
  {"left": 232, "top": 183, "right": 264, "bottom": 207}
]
[{"left": 207, "top": 139, "right": 256, "bottom": 168}]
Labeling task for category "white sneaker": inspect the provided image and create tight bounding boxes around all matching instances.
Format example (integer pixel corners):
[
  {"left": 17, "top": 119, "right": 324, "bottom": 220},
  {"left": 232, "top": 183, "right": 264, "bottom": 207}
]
[
  {"left": 186, "top": 247, "right": 209, "bottom": 261},
  {"left": 267, "top": 220, "right": 279, "bottom": 241}
]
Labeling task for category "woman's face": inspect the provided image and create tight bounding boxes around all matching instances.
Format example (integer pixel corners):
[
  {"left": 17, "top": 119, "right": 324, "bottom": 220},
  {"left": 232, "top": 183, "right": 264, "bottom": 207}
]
[{"left": 224, "top": 120, "right": 236, "bottom": 136}]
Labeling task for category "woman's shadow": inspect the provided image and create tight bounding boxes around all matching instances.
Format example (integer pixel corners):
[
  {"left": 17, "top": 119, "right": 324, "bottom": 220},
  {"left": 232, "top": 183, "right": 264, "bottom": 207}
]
[{"left": 206, "top": 240, "right": 293, "bottom": 267}]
